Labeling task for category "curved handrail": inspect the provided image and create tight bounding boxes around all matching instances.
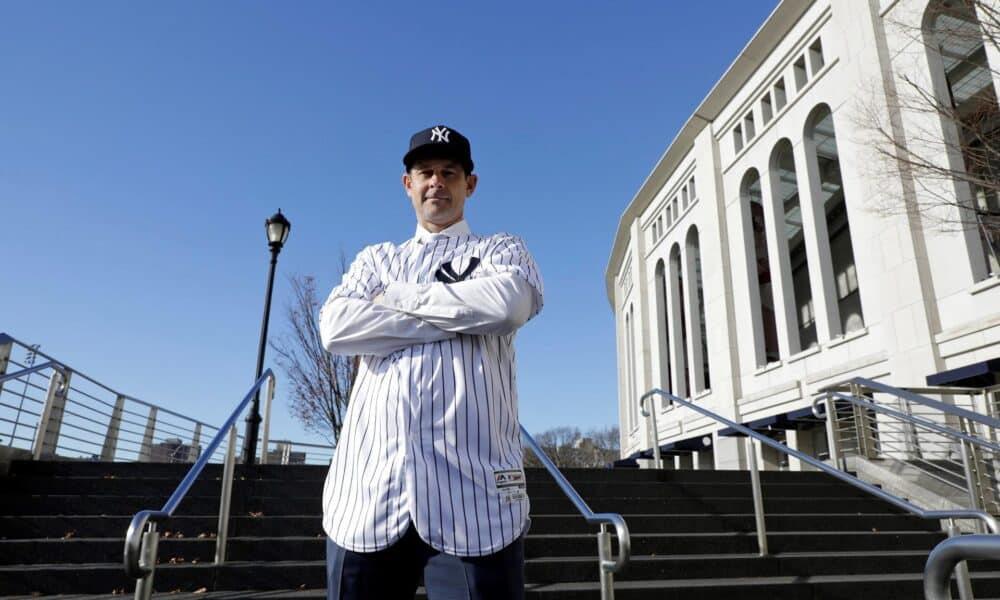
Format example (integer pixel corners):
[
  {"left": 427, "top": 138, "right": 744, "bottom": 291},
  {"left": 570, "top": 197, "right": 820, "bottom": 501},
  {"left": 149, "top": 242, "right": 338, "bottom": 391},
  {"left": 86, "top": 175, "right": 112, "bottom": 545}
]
[
  {"left": 925, "top": 534, "right": 1000, "bottom": 600},
  {"left": 520, "top": 425, "right": 631, "bottom": 573},
  {"left": 0, "top": 361, "right": 68, "bottom": 385},
  {"left": 826, "top": 377, "right": 1000, "bottom": 431},
  {"left": 123, "top": 369, "right": 275, "bottom": 578},
  {"left": 813, "top": 391, "right": 1000, "bottom": 454},
  {"left": 639, "top": 389, "right": 999, "bottom": 533}
]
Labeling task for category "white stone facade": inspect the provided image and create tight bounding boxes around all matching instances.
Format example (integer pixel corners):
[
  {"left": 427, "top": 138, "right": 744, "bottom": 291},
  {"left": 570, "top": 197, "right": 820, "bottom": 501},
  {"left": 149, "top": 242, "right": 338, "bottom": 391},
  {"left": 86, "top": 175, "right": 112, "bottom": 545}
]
[{"left": 606, "top": 0, "right": 1000, "bottom": 469}]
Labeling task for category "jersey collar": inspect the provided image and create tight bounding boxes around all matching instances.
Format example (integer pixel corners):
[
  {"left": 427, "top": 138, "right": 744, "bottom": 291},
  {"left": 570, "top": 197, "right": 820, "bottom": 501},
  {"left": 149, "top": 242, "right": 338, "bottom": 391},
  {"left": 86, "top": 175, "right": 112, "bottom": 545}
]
[{"left": 413, "top": 219, "right": 471, "bottom": 244}]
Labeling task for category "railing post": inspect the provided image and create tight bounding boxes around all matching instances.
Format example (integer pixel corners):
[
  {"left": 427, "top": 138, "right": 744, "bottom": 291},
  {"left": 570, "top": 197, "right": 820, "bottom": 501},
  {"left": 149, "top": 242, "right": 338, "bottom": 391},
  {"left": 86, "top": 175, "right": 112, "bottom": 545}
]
[
  {"left": 639, "top": 397, "right": 662, "bottom": 469},
  {"left": 133, "top": 522, "right": 160, "bottom": 600},
  {"left": 824, "top": 396, "right": 846, "bottom": 470},
  {"left": 597, "top": 523, "right": 615, "bottom": 600},
  {"left": 260, "top": 374, "right": 275, "bottom": 465},
  {"left": 901, "top": 396, "right": 923, "bottom": 460},
  {"left": 746, "top": 436, "right": 769, "bottom": 556},
  {"left": 0, "top": 338, "right": 11, "bottom": 401},
  {"left": 215, "top": 424, "right": 238, "bottom": 564},
  {"left": 946, "top": 519, "right": 975, "bottom": 600},
  {"left": 850, "top": 383, "right": 876, "bottom": 459},
  {"left": 139, "top": 407, "right": 158, "bottom": 463},
  {"left": 190, "top": 423, "right": 202, "bottom": 463},
  {"left": 101, "top": 395, "right": 126, "bottom": 461},
  {"left": 957, "top": 418, "right": 990, "bottom": 527},
  {"left": 33, "top": 369, "right": 70, "bottom": 460}
]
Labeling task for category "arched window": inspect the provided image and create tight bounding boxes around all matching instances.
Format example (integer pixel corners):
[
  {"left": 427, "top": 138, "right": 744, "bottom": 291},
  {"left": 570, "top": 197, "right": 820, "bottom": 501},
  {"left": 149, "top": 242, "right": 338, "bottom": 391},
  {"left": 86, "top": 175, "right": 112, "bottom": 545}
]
[
  {"left": 806, "top": 105, "right": 865, "bottom": 334},
  {"left": 742, "top": 168, "right": 780, "bottom": 365},
  {"left": 771, "top": 139, "right": 817, "bottom": 351},
  {"left": 669, "top": 244, "right": 690, "bottom": 397},
  {"left": 927, "top": 0, "right": 1000, "bottom": 278},
  {"left": 686, "top": 226, "right": 711, "bottom": 391},
  {"left": 625, "top": 304, "right": 637, "bottom": 428},
  {"left": 654, "top": 260, "right": 673, "bottom": 406}
]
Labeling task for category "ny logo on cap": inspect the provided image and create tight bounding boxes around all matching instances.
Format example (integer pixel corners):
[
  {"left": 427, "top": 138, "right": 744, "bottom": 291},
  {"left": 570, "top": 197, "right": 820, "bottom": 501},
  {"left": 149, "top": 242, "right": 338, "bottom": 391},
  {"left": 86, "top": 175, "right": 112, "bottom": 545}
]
[{"left": 430, "top": 126, "right": 450, "bottom": 143}]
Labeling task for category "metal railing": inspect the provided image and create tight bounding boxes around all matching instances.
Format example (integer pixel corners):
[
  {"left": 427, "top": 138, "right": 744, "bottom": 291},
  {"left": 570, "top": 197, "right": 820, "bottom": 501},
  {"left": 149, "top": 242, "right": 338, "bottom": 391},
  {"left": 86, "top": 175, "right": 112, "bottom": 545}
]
[
  {"left": 0, "top": 333, "right": 336, "bottom": 465},
  {"left": 520, "top": 424, "right": 630, "bottom": 600},
  {"left": 124, "top": 370, "right": 276, "bottom": 600},
  {"left": 814, "top": 377, "right": 1000, "bottom": 599},
  {"left": 639, "top": 388, "right": 997, "bottom": 597},
  {"left": 0, "top": 333, "right": 228, "bottom": 463},
  {"left": 819, "top": 378, "right": 1000, "bottom": 518}
]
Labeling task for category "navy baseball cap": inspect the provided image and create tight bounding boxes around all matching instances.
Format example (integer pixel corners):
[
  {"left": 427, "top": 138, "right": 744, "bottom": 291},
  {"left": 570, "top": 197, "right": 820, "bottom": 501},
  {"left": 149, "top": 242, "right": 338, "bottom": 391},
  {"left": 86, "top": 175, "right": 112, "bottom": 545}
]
[{"left": 403, "top": 125, "right": 474, "bottom": 174}]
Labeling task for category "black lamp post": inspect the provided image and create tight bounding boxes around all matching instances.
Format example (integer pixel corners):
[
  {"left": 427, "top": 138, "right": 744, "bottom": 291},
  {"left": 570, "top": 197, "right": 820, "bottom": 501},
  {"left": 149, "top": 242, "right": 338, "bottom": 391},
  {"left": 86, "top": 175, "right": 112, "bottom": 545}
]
[{"left": 242, "top": 209, "right": 291, "bottom": 464}]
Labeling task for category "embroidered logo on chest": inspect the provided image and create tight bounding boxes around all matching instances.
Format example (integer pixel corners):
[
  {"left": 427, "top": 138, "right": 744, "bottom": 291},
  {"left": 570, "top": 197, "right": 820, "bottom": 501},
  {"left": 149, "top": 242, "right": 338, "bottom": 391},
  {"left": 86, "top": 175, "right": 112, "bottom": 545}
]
[{"left": 435, "top": 256, "right": 480, "bottom": 284}]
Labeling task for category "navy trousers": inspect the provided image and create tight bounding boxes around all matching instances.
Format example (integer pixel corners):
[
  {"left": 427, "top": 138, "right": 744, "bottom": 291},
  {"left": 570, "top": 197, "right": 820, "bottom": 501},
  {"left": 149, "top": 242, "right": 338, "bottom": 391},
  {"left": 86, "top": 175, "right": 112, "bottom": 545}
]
[{"left": 326, "top": 525, "right": 525, "bottom": 600}]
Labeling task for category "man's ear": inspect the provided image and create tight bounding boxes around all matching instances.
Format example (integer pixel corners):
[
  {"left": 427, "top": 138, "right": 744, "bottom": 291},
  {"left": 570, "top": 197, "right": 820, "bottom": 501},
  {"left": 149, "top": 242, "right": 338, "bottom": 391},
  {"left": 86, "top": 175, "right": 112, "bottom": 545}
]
[
  {"left": 466, "top": 174, "right": 478, "bottom": 196},
  {"left": 402, "top": 172, "right": 412, "bottom": 191}
]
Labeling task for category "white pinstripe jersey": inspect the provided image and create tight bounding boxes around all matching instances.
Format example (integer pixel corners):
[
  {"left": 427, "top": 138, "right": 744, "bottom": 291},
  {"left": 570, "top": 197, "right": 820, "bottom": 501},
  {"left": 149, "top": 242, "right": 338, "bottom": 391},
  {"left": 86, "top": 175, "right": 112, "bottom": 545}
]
[{"left": 320, "top": 226, "right": 543, "bottom": 557}]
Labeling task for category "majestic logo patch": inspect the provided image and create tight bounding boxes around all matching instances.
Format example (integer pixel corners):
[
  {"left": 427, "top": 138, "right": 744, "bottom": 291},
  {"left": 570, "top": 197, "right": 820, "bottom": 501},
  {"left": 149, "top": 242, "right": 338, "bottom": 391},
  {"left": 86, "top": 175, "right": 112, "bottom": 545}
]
[
  {"left": 494, "top": 468, "right": 527, "bottom": 504},
  {"left": 430, "top": 126, "right": 451, "bottom": 143}
]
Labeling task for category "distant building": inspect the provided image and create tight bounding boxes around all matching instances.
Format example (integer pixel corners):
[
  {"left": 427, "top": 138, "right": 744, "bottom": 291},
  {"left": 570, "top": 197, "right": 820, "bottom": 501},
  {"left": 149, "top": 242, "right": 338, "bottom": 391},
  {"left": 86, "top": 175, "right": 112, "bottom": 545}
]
[
  {"left": 150, "top": 437, "right": 198, "bottom": 463},
  {"left": 267, "top": 441, "right": 306, "bottom": 465},
  {"left": 608, "top": 0, "right": 1000, "bottom": 469}
]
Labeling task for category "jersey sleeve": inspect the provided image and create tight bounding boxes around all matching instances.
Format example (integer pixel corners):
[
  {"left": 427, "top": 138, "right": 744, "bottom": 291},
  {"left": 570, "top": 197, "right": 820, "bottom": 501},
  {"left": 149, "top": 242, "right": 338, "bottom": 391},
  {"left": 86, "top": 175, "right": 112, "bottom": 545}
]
[{"left": 477, "top": 233, "right": 544, "bottom": 320}]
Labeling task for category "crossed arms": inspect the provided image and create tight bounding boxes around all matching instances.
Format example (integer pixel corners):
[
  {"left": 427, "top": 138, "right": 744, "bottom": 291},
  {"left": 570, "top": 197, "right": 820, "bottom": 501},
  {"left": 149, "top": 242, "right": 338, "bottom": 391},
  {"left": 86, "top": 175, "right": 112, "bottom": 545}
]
[{"left": 319, "top": 240, "right": 542, "bottom": 358}]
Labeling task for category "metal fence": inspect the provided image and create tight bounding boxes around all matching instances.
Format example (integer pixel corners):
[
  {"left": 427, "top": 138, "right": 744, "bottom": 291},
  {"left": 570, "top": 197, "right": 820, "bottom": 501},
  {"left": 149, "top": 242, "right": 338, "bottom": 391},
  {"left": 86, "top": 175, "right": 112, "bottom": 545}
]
[{"left": 0, "top": 332, "right": 333, "bottom": 465}]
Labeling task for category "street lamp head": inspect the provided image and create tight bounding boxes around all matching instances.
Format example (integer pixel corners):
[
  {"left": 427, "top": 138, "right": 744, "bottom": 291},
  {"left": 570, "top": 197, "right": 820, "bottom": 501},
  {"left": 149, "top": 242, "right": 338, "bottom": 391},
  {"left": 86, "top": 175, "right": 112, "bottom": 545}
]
[{"left": 265, "top": 209, "right": 291, "bottom": 251}]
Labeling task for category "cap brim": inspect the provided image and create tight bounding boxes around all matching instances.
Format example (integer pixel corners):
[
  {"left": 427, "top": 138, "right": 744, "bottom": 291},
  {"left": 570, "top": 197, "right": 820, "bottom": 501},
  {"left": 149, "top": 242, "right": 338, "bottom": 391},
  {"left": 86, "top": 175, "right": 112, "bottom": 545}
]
[{"left": 403, "top": 146, "right": 474, "bottom": 173}]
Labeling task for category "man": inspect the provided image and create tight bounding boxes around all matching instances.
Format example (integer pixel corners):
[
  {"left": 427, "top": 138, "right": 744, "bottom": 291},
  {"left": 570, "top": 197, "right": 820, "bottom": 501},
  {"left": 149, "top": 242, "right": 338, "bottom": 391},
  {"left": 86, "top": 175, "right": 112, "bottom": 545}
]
[{"left": 318, "top": 124, "right": 543, "bottom": 599}]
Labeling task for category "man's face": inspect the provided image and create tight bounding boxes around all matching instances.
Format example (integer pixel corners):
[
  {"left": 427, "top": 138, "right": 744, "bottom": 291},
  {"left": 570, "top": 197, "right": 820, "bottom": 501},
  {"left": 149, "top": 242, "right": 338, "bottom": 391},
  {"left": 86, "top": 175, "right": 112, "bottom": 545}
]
[{"left": 403, "top": 159, "right": 478, "bottom": 232}]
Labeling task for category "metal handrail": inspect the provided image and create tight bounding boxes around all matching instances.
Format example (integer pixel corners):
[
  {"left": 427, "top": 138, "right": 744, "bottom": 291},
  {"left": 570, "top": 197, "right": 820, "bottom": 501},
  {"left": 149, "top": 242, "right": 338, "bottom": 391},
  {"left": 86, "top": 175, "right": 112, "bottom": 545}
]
[
  {"left": 823, "top": 377, "right": 1000, "bottom": 432},
  {"left": 0, "top": 361, "right": 67, "bottom": 385},
  {"left": 815, "top": 379, "right": 1000, "bottom": 599},
  {"left": 816, "top": 391, "right": 1000, "bottom": 455},
  {"left": 124, "top": 370, "right": 276, "bottom": 597},
  {"left": 639, "top": 389, "right": 999, "bottom": 534},
  {"left": 926, "top": 535, "right": 1000, "bottom": 600},
  {"left": 520, "top": 425, "right": 630, "bottom": 599},
  {"left": 1, "top": 332, "right": 213, "bottom": 428}
]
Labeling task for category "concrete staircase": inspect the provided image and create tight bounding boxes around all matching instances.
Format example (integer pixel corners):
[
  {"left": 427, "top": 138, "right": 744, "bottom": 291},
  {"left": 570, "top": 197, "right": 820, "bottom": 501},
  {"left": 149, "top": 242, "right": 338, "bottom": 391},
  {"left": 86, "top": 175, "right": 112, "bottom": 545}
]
[{"left": 3, "top": 460, "right": 1000, "bottom": 598}]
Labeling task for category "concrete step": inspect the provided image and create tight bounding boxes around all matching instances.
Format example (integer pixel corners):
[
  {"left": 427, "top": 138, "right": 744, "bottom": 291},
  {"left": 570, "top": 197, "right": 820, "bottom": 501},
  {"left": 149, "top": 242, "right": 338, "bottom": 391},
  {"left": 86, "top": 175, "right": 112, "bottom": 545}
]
[
  {"left": 0, "top": 511, "right": 938, "bottom": 540},
  {"left": 5, "top": 564, "right": 1000, "bottom": 598},
  {"left": 0, "top": 475, "right": 873, "bottom": 500},
  {"left": 7, "top": 461, "right": 848, "bottom": 484},
  {"left": 0, "top": 530, "right": 948, "bottom": 565},
  {"left": 0, "top": 493, "right": 904, "bottom": 517}
]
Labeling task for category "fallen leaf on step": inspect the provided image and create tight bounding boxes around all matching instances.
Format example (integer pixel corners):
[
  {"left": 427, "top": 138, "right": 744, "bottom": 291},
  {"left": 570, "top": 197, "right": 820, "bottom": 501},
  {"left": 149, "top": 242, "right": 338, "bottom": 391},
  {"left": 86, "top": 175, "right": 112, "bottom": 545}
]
[
  {"left": 249, "top": 511, "right": 264, "bottom": 518},
  {"left": 193, "top": 587, "right": 208, "bottom": 594},
  {"left": 62, "top": 531, "right": 76, "bottom": 539}
]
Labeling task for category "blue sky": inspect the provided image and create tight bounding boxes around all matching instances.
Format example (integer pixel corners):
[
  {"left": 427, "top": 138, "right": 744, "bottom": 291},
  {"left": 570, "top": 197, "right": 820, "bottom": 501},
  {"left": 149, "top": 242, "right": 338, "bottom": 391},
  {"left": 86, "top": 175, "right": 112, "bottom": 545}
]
[{"left": 1, "top": 1, "right": 777, "bottom": 447}]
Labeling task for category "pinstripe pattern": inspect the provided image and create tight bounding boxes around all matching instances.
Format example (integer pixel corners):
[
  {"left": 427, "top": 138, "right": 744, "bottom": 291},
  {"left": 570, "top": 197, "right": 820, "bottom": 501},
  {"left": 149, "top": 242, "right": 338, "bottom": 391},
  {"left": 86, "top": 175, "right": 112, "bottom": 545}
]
[{"left": 321, "top": 230, "right": 543, "bottom": 557}]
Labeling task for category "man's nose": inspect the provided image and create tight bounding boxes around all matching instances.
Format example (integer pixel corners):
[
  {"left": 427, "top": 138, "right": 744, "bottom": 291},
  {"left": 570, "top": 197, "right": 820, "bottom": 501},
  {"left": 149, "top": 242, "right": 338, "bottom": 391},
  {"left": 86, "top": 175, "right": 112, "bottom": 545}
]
[{"left": 428, "top": 171, "right": 445, "bottom": 186}]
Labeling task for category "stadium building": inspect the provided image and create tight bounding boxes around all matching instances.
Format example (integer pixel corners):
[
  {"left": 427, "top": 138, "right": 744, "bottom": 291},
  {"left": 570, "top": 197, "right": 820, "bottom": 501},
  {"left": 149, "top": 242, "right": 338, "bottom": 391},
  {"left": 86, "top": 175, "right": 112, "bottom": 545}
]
[{"left": 607, "top": 0, "right": 1000, "bottom": 469}]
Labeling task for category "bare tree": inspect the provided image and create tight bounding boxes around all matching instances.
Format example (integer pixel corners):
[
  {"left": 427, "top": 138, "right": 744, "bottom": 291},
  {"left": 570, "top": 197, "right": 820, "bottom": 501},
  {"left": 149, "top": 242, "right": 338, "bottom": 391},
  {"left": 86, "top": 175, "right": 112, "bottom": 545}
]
[
  {"left": 524, "top": 425, "right": 621, "bottom": 468},
  {"left": 270, "top": 273, "right": 357, "bottom": 445},
  {"left": 859, "top": 0, "right": 1000, "bottom": 270}
]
